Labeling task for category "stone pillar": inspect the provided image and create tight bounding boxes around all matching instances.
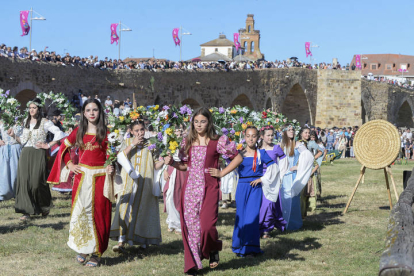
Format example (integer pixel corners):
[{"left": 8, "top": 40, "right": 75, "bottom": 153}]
[{"left": 315, "top": 70, "right": 362, "bottom": 128}]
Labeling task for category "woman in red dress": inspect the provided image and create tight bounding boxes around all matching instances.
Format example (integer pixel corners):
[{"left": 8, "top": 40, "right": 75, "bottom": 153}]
[{"left": 48, "top": 99, "right": 114, "bottom": 267}]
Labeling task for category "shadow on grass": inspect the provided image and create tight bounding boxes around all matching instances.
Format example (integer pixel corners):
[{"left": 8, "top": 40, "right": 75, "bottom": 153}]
[
  {"left": 379, "top": 206, "right": 391, "bottom": 210},
  {"left": 103, "top": 240, "right": 185, "bottom": 266},
  {"left": 0, "top": 220, "right": 68, "bottom": 234},
  {"left": 201, "top": 237, "right": 321, "bottom": 274},
  {"left": 216, "top": 212, "right": 236, "bottom": 227}
]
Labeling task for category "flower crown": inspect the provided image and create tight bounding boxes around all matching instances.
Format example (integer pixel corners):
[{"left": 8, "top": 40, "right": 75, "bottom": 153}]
[
  {"left": 260, "top": 125, "right": 274, "bottom": 131},
  {"left": 26, "top": 100, "right": 43, "bottom": 107}
]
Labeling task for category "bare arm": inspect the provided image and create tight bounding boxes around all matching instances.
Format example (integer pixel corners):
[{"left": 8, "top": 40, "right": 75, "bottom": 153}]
[
  {"left": 209, "top": 153, "right": 243, "bottom": 178},
  {"left": 154, "top": 160, "right": 164, "bottom": 170}
]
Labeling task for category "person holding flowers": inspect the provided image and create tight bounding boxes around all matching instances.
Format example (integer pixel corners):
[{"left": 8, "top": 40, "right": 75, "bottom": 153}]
[
  {"left": 258, "top": 125, "right": 288, "bottom": 239},
  {"left": 164, "top": 107, "right": 239, "bottom": 275},
  {"left": 110, "top": 120, "right": 164, "bottom": 252},
  {"left": 8, "top": 98, "right": 66, "bottom": 221},
  {"left": 47, "top": 99, "right": 114, "bottom": 267}
]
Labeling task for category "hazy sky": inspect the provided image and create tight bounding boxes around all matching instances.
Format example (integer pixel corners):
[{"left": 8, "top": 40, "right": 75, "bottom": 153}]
[{"left": 2, "top": 0, "right": 413, "bottom": 64}]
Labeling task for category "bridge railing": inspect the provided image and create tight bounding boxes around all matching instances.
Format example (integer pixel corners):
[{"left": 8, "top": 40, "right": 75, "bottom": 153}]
[{"left": 379, "top": 167, "right": 414, "bottom": 275}]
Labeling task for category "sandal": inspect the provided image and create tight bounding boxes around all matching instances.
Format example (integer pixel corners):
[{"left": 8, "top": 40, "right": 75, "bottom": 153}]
[
  {"left": 112, "top": 243, "right": 126, "bottom": 253},
  {"left": 76, "top": 254, "right": 88, "bottom": 265},
  {"left": 42, "top": 211, "right": 50, "bottom": 218},
  {"left": 209, "top": 251, "right": 219, "bottom": 269},
  {"left": 85, "top": 255, "right": 100, "bottom": 267},
  {"left": 262, "top": 232, "right": 270, "bottom": 239}
]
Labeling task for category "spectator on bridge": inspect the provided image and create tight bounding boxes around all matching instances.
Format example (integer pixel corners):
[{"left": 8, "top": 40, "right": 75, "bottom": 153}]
[
  {"left": 124, "top": 98, "right": 132, "bottom": 108},
  {"left": 105, "top": 96, "right": 113, "bottom": 108}
]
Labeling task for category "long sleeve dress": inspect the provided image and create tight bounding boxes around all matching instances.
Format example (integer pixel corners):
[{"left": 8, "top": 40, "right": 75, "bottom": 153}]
[
  {"left": 47, "top": 127, "right": 114, "bottom": 257},
  {"left": 0, "top": 124, "right": 22, "bottom": 201},
  {"left": 232, "top": 149, "right": 281, "bottom": 256},
  {"left": 280, "top": 144, "right": 314, "bottom": 230},
  {"left": 259, "top": 145, "right": 287, "bottom": 235},
  {"left": 180, "top": 136, "right": 238, "bottom": 273},
  {"left": 15, "top": 118, "right": 66, "bottom": 215},
  {"left": 110, "top": 138, "right": 162, "bottom": 246}
]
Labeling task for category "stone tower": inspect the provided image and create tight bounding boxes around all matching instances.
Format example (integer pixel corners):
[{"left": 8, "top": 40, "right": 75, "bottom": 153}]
[{"left": 239, "top": 14, "right": 264, "bottom": 60}]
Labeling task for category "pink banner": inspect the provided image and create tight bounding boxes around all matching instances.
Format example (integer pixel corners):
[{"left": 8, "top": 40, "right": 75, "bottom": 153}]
[
  {"left": 355, "top": 55, "right": 361, "bottom": 69},
  {"left": 110, "top": 23, "right": 119, "bottom": 45},
  {"left": 20, "top": 11, "right": 30, "bottom": 36},
  {"left": 172, "top": 28, "right": 180, "bottom": 46},
  {"left": 305, "top": 42, "right": 312, "bottom": 58},
  {"left": 233, "top": 33, "right": 241, "bottom": 52}
]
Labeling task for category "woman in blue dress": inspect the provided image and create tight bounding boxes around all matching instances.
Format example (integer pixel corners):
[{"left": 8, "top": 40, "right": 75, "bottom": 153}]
[
  {"left": 210, "top": 126, "right": 282, "bottom": 257},
  {"left": 279, "top": 125, "right": 314, "bottom": 231},
  {"left": 0, "top": 122, "right": 22, "bottom": 201}
]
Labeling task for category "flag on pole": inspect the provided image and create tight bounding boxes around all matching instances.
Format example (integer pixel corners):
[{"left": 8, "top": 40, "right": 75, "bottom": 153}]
[
  {"left": 233, "top": 33, "right": 241, "bottom": 52},
  {"left": 355, "top": 55, "right": 361, "bottom": 69},
  {"left": 20, "top": 11, "right": 30, "bottom": 36},
  {"left": 172, "top": 28, "right": 180, "bottom": 46},
  {"left": 305, "top": 42, "right": 312, "bottom": 58},
  {"left": 111, "top": 23, "right": 119, "bottom": 45}
]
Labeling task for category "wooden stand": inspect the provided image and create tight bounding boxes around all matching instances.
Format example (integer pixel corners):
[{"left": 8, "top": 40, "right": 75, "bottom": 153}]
[{"left": 343, "top": 165, "right": 399, "bottom": 214}]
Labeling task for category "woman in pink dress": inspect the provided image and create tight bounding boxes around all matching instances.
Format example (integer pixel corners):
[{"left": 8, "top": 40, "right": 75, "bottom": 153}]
[{"left": 164, "top": 107, "right": 239, "bottom": 275}]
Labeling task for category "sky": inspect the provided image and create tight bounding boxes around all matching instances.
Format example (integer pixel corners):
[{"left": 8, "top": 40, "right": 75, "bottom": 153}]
[{"left": 1, "top": 0, "right": 413, "bottom": 64}]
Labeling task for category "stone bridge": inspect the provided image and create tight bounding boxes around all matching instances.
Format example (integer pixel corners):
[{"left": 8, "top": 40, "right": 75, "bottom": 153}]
[{"left": 0, "top": 58, "right": 413, "bottom": 128}]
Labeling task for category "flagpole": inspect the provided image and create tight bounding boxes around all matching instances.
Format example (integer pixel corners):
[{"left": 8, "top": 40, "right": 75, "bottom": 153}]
[
  {"left": 180, "top": 26, "right": 182, "bottom": 62},
  {"left": 118, "top": 20, "right": 121, "bottom": 60},
  {"left": 29, "top": 7, "right": 33, "bottom": 52}
]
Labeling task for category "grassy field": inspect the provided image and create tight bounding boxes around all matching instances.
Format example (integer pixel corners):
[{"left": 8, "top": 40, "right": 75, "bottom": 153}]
[{"left": 0, "top": 158, "right": 410, "bottom": 276}]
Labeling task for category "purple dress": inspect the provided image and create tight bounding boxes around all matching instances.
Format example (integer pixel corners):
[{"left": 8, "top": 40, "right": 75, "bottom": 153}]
[{"left": 259, "top": 145, "right": 287, "bottom": 235}]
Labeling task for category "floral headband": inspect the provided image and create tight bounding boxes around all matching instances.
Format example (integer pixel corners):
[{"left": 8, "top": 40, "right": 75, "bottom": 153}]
[
  {"left": 26, "top": 100, "right": 43, "bottom": 107},
  {"left": 260, "top": 125, "right": 274, "bottom": 131},
  {"left": 283, "top": 125, "right": 294, "bottom": 132}
]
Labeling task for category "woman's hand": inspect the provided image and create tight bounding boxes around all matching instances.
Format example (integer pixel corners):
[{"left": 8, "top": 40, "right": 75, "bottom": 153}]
[
  {"left": 290, "top": 166, "right": 298, "bottom": 172},
  {"left": 68, "top": 163, "right": 82, "bottom": 175},
  {"left": 132, "top": 135, "right": 144, "bottom": 147},
  {"left": 106, "top": 165, "right": 114, "bottom": 175},
  {"left": 209, "top": 168, "right": 222, "bottom": 178},
  {"left": 164, "top": 169, "right": 170, "bottom": 182},
  {"left": 164, "top": 153, "right": 173, "bottom": 165},
  {"left": 250, "top": 178, "right": 262, "bottom": 187},
  {"left": 0, "top": 140, "right": 5, "bottom": 147},
  {"left": 36, "top": 142, "right": 49, "bottom": 149}
]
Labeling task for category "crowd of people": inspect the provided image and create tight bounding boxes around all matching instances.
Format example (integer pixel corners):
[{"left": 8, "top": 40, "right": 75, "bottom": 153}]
[{"left": 0, "top": 96, "right": 334, "bottom": 274}]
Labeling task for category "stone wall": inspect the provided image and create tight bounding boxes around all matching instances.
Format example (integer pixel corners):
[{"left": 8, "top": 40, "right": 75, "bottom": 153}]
[{"left": 315, "top": 70, "right": 362, "bottom": 128}]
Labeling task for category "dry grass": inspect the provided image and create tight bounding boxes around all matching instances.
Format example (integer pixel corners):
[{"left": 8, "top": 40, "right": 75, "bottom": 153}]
[{"left": 0, "top": 158, "right": 410, "bottom": 276}]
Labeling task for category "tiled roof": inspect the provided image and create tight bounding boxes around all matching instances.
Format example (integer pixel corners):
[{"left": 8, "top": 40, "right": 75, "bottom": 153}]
[
  {"left": 200, "top": 35, "right": 234, "bottom": 47},
  {"left": 350, "top": 54, "right": 414, "bottom": 76}
]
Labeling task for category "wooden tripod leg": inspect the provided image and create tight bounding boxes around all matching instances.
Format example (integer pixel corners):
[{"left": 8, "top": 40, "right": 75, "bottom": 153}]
[
  {"left": 387, "top": 167, "right": 399, "bottom": 202},
  {"left": 384, "top": 168, "right": 393, "bottom": 210},
  {"left": 343, "top": 166, "right": 366, "bottom": 215},
  {"left": 361, "top": 174, "right": 365, "bottom": 184}
]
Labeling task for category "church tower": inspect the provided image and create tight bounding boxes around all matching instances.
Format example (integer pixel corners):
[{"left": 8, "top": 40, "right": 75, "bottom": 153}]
[{"left": 239, "top": 14, "right": 264, "bottom": 60}]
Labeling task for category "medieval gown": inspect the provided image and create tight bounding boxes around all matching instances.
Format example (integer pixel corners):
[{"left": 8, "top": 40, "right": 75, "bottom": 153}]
[
  {"left": 259, "top": 145, "right": 288, "bottom": 235},
  {"left": 48, "top": 127, "right": 114, "bottom": 256},
  {"left": 163, "top": 152, "right": 188, "bottom": 232},
  {"left": 180, "top": 136, "right": 238, "bottom": 273},
  {"left": 280, "top": 144, "right": 314, "bottom": 230},
  {"left": 0, "top": 123, "right": 22, "bottom": 201},
  {"left": 232, "top": 149, "right": 282, "bottom": 256},
  {"left": 110, "top": 138, "right": 162, "bottom": 246}
]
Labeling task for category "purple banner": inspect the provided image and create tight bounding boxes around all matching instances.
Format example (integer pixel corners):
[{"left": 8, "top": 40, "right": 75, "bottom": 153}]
[
  {"left": 233, "top": 33, "right": 241, "bottom": 52},
  {"left": 305, "top": 42, "right": 312, "bottom": 58},
  {"left": 20, "top": 11, "right": 30, "bottom": 36},
  {"left": 172, "top": 28, "right": 180, "bottom": 46},
  {"left": 355, "top": 55, "right": 361, "bottom": 69},
  {"left": 111, "top": 23, "right": 119, "bottom": 45}
]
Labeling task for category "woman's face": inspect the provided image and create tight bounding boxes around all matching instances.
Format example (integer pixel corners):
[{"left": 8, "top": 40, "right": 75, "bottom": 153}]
[
  {"left": 310, "top": 135, "right": 316, "bottom": 141},
  {"left": 174, "top": 128, "right": 183, "bottom": 138},
  {"left": 301, "top": 129, "right": 310, "bottom": 141},
  {"left": 84, "top": 103, "right": 99, "bottom": 124},
  {"left": 131, "top": 124, "right": 145, "bottom": 138},
  {"left": 245, "top": 128, "right": 259, "bottom": 148},
  {"left": 262, "top": 129, "right": 274, "bottom": 145},
  {"left": 287, "top": 127, "right": 295, "bottom": 139},
  {"left": 29, "top": 104, "right": 39, "bottom": 118},
  {"left": 193, "top": 114, "right": 208, "bottom": 135}
]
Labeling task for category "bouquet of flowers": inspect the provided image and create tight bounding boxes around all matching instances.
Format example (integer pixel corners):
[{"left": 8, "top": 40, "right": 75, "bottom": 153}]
[
  {"left": 0, "top": 89, "right": 24, "bottom": 130},
  {"left": 105, "top": 131, "right": 123, "bottom": 167}
]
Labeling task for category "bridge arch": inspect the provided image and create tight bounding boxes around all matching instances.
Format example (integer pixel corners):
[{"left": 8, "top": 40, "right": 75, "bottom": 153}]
[
  {"left": 396, "top": 100, "right": 414, "bottom": 128},
  {"left": 281, "top": 83, "right": 311, "bottom": 125},
  {"left": 182, "top": 98, "right": 201, "bottom": 110},
  {"left": 230, "top": 93, "right": 254, "bottom": 109}
]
